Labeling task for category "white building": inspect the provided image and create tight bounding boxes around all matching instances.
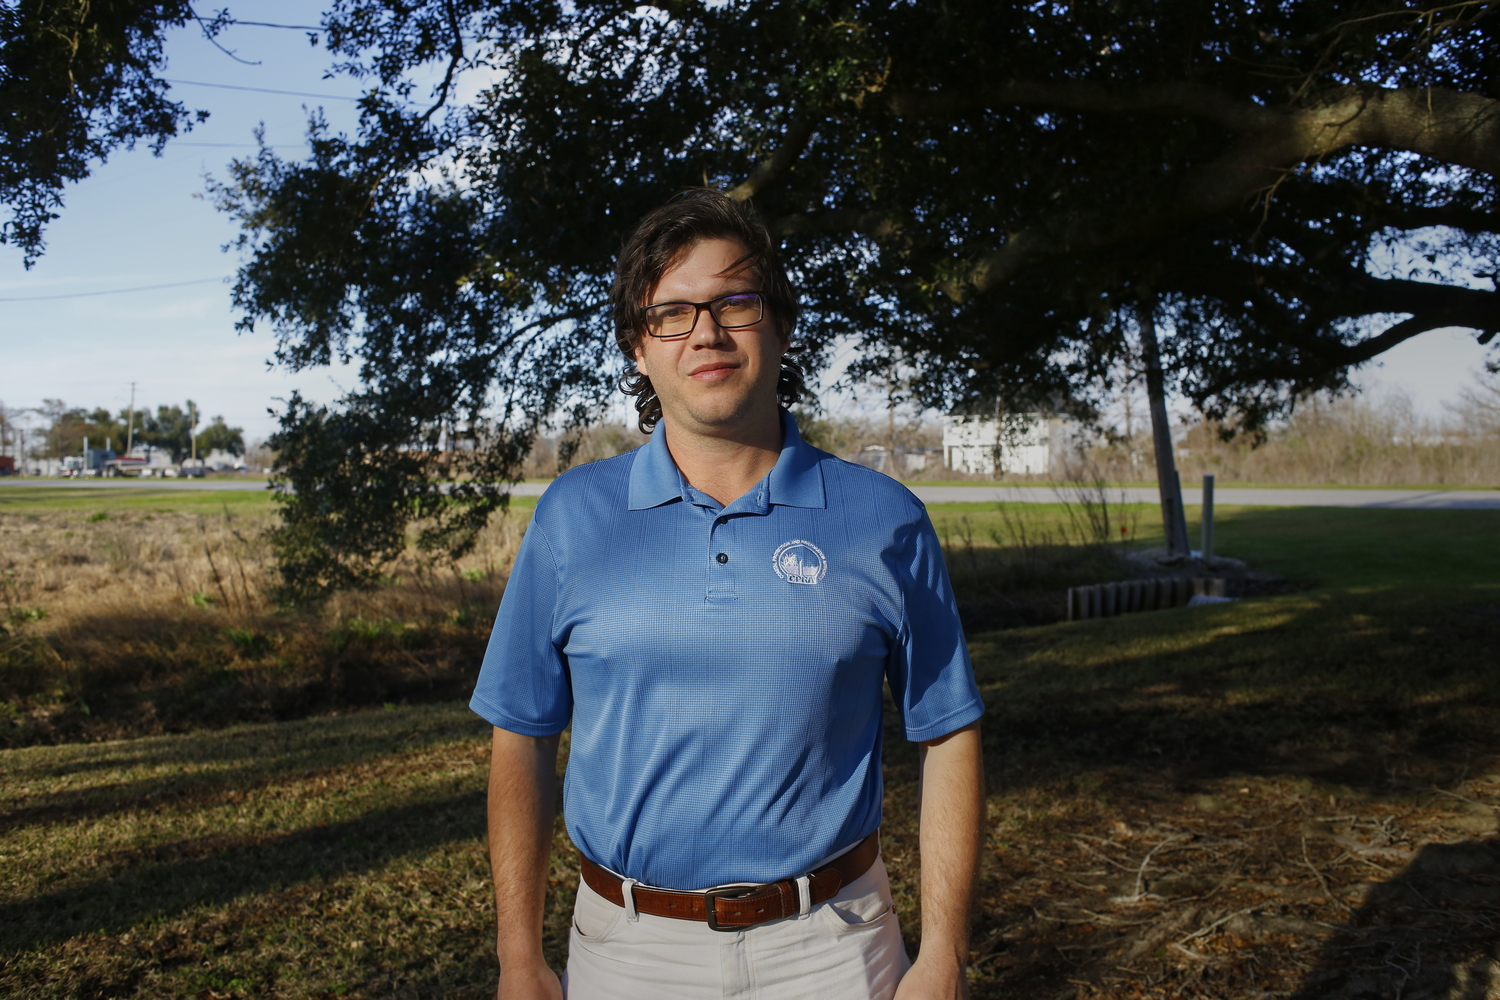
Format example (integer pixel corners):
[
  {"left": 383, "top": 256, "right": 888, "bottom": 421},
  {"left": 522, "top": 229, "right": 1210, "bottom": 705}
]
[{"left": 942, "top": 413, "right": 1064, "bottom": 476}]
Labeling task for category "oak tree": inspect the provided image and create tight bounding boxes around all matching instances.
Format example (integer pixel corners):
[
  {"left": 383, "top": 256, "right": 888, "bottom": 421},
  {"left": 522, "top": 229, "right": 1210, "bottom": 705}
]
[{"left": 17, "top": 1, "right": 1496, "bottom": 594}]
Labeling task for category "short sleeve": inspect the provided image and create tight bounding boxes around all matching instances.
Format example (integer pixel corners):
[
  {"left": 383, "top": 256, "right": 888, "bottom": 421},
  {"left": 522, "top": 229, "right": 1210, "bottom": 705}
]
[
  {"left": 885, "top": 510, "right": 985, "bottom": 742},
  {"left": 469, "top": 518, "right": 573, "bottom": 735}
]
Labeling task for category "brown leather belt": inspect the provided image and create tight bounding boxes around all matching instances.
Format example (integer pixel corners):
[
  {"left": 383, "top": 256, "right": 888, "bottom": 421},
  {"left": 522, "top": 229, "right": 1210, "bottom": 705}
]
[{"left": 579, "top": 831, "right": 880, "bottom": 932}]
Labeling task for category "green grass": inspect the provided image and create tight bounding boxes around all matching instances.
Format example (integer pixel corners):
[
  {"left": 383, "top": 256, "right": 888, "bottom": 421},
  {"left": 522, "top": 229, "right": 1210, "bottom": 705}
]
[
  {"left": 0, "top": 485, "right": 277, "bottom": 514},
  {"left": 4, "top": 501, "right": 1500, "bottom": 997},
  {"left": 1208, "top": 505, "right": 1500, "bottom": 588},
  {"left": 905, "top": 479, "right": 1500, "bottom": 490},
  {"left": 0, "top": 705, "right": 515, "bottom": 998},
  {"left": 926, "top": 502, "right": 1500, "bottom": 589}
]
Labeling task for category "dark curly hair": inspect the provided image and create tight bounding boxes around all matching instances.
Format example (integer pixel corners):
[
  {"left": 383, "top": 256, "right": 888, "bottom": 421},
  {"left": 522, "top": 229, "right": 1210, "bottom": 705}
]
[{"left": 613, "top": 189, "right": 805, "bottom": 432}]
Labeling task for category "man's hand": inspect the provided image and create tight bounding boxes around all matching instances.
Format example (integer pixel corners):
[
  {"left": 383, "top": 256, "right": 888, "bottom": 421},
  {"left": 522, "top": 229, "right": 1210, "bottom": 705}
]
[
  {"left": 488, "top": 726, "right": 563, "bottom": 1000},
  {"left": 496, "top": 962, "right": 563, "bottom": 1000},
  {"left": 895, "top": 720, "right": 983, "bottom": 999},
  {"left": 893, "top": 951, "right": 967, "bottom": 999}
]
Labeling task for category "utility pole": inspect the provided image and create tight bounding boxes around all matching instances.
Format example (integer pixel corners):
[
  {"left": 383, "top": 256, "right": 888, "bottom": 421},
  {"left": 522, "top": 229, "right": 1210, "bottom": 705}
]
[
  {"left": 1139, "top": 296, "right": 1192, "bottom": 559},
  {"left": 189, "top": 399, "right": 197, "bottom": 465},
  {"left": 886, "top": 366, "right": 898, "bottom": 476},
  {"left": 126, "top": 381, "right": 137, "bottom": 455}
]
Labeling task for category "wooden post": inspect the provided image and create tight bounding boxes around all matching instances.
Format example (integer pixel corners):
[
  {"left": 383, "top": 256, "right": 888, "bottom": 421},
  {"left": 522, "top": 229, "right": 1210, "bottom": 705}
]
[
  {"left": 1139, "top": 298, "right": 1192, "bottom": 558},
  {"left": 1201, "top": 473, "right": 1215, "bottom": 563}
]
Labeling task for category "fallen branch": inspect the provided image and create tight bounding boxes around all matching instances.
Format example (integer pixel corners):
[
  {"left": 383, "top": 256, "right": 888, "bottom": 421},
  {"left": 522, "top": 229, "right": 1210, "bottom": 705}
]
[
  {"left": 1113, "top": 833, "right": 1186, "bottom": 904},
  {"left": 1301, "top": 832, "right": 1354, "bottom": 914},
  {"left": 1174, "top": 906, "right": 1256, "bottom": 947}
]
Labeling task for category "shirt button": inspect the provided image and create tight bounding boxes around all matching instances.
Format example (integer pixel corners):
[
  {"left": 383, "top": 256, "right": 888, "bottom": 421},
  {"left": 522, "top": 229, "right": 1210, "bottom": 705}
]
[
  {"left": 717, "top": 516, "right": 727, "bottom": 525},
  {"left": 716, "top": 552, "right": 729, "bottom": 564}
]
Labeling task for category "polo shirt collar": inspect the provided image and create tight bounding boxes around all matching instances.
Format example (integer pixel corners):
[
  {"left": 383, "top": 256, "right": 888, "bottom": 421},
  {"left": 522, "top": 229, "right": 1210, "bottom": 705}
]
[
  {"left": 627, "top": 411, "right": 826, "bottom": 511},
  {"left": 627, "top": 419, "right": 686, "bottom": 510},
  {"left": 767, "top": 413, "right": 826, "bottom": 509}
]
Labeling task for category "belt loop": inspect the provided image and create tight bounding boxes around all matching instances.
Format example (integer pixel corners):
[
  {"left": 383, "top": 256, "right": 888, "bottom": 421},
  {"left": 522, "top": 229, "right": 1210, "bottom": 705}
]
[
  {"left": 795, "top": 875, "right": 812, "bottom": 919},
  {"left": 621, "top": 878, "right": 640, "bottom": 922}
]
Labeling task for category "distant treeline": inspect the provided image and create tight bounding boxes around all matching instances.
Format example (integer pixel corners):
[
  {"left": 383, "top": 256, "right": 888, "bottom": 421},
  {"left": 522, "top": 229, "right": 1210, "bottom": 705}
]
[
  {"left": 518, "top": 410, "right": 945, "bottom": 480},
  {"left": 523, "top": 374, "right": 1500, "bottom": 489},
  {"left": 0, "top": 399, "right": 246, "bottom": 464},
  {"left": 1097, "top": 372, "right": 1500, "bottom": 487}
]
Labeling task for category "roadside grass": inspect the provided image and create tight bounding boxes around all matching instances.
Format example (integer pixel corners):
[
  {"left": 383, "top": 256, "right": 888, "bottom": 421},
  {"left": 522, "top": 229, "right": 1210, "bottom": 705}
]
[
  {"left": 927, "top": 502, "right": 1500, "bottom": 589},
  {"left": 907, "top": 479, "right": 1500, "bottom": 490},
  {"left": 0, "top": 486, "right": 277, "bottom": 515},
  {"left": 3, "top": 491, "right": 1499, "bottom": 997}
]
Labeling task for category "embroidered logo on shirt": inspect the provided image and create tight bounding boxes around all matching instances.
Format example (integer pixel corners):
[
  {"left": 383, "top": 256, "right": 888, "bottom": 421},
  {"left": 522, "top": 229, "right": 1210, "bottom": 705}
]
[{"left": 772, "top": 539, "right": 827, "bottom": 586}]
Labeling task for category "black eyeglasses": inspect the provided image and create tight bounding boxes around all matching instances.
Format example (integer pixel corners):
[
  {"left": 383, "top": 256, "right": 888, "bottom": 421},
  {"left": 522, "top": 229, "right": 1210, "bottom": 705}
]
[{"left": 644, "top": 292, "right": 765, "bottom": 339}]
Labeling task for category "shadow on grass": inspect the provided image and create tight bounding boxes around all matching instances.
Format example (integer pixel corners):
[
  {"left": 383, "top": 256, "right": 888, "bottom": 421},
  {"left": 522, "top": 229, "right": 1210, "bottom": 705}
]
[
  {"left": 964, "top": 582, "right": 1500, "bottom": 998},
  {"left": 1, "top": 705, "right": 486, "bottom": 834},
  {"left": 0, "top": 789, "right": 485, "bottom": 953},
  {"left": 1, "top": 605, "right": 493, "bottom": 748},
  {"left": 972, "top": 586, "right": 1500, "bottom": 790},
  {"left": 1290, "top": 838, "right": 1500, "bottom": 1000},
  {"left": 6, "top": 503, "right": 1499, "bottom": 996},
  {"left": 1206, "top": 505, "right": 1500, "bottom": 590}
]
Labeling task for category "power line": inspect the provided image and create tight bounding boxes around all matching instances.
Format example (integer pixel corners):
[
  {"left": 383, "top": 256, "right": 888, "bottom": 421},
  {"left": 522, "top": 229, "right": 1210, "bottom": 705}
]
[
  {"left": 162, "top": 78, "right": 364, "bottom": 102},
  {"left": 173, "top": 142, "right": 309, "bottom": 148},
  {"left": 0, "top": 277, "right": 227, "bottom": 303},
  {"left": 227, "top": 20, "right": 324, "bottom": 30}
]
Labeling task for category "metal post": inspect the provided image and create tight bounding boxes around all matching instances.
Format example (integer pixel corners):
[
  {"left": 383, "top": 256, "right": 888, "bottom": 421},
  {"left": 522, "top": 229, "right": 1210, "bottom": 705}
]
[
  {"left": 1201, "top": 473, "right": 1215, "bottom": 564},
  {"left": 126, "top": 381, "right": 137, "bottom": 455}
]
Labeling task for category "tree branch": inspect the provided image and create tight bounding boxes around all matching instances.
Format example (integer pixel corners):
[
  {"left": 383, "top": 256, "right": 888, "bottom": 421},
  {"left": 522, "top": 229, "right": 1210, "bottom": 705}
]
[
  {"left": 770, "top": 208, "right": 898, "bottom": 238},
  {"left": 1369, "top": 202, "right": 1500, "bottom": 235},
  {"left": 942, "top": 85, "right": 1500, "bottom": 299},
  {"left": 1340, "top": 306, "right": 1500, "bottom": 363},
  {"left": 416, "top": 1, "right": 465, "bottom": 126},
  {"left": 1348, "top": 274, "right": 1500, "bottom": 318},
  {"left": 729, "top": 120, "right": 813, "bottom": 202},
  {"left": 1271, "top": 278, "right": 1500, "bottom": 364},
  {"left": 889, "top": 80, "right": 1280, "bottom": 133}
]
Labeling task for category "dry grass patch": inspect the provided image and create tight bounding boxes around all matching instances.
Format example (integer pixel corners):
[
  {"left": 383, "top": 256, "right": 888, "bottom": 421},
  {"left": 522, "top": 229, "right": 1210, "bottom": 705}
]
[
  {"left": 5, "top": 494, "right": 1500, "bottom": 998},
  {"left": 954, "top": 583, "right": 1500, "bottom": 998},
  {"left": 6, "top": 582, "right": 1500, "bottom": 999},
  {"left": 0, "top": 501, "right": 527, "bottom": 745}
]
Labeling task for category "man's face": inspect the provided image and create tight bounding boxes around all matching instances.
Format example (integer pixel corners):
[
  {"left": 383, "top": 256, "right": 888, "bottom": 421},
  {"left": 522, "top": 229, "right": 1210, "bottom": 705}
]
[{"left": 633, "top": 238, "right": 789, "bottom": 436}]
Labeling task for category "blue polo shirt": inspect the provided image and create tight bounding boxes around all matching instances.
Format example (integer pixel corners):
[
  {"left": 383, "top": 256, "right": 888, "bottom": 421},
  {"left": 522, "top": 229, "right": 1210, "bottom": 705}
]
[{"left": 470, "top": 413, "right": 983, "bottom": 890}]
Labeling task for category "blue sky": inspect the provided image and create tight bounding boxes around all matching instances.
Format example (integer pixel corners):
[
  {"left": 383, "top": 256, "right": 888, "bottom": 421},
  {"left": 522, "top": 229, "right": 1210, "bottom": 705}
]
[
  {"left": 2, "top": 6, "right": 1494, "bottom": 444},
  {"left": 1, "top": 5, "right": 362, "bottom": 443}
]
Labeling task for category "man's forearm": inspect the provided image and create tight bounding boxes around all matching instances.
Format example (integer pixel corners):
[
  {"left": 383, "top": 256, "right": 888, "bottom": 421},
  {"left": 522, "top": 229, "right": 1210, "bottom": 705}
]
[
  {"left": 487, "top": 726, "right": 561, "bottom": 972},
  {"left": 899, "top": 721, "right": 984, "bottom": 997}
]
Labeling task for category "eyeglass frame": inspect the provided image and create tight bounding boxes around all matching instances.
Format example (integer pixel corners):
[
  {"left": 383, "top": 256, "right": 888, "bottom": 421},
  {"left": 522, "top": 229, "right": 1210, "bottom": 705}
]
[{"left": 642, "top": 291, "right": 769, "bottom": 339}]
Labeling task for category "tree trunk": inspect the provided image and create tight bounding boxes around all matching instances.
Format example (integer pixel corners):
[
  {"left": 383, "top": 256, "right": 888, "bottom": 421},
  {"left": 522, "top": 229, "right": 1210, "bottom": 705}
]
[{"left": 1139, "top": 297, "right": 1192, "bottom": 558}]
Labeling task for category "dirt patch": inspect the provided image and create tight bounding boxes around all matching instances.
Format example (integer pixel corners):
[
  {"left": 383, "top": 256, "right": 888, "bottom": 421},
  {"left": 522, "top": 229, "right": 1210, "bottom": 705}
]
[{"left": 965, "top": 767, "right": 1500, "bottom": 999}]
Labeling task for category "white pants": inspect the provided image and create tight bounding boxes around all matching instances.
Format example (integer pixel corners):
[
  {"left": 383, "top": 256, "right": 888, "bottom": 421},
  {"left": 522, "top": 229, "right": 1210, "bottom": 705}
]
[{"left": 563, "top": 856, "right": 911, "bottom": 999}]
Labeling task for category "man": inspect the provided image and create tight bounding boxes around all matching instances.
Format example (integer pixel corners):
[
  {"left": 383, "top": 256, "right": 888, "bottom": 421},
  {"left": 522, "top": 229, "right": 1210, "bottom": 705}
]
[{"left": 471, "top": 190, "right": 985, "bottom": 999}]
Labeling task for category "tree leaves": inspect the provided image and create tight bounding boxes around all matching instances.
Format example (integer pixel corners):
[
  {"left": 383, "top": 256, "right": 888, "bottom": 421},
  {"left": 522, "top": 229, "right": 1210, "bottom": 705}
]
[
  {"left": 0, "top": 0, "right": 204, "bottom": 264},
  {"left": 200, "top": 0, "right": 1499, "bottom": 599}
]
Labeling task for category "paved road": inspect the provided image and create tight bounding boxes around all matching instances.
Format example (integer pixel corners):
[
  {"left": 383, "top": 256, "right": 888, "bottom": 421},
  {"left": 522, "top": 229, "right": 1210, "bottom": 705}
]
[
  {"left": 8, "top": 477, "right": 1497, "bottom": 508},
  {"left": 0, "top": 477, "right": 271, "bottom": 491}
]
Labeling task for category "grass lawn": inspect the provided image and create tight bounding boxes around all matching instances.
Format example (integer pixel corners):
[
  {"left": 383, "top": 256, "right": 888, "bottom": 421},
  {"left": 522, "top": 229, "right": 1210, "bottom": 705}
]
[
  {"left": 0, "top": 485, "right": 278, "bottom": 515},
  {"left": 2, "top": 499, "right": 1499, "bottom": 998},
  {"left": 906, "top": 479, "right": 1500, "bottom": 490}
]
